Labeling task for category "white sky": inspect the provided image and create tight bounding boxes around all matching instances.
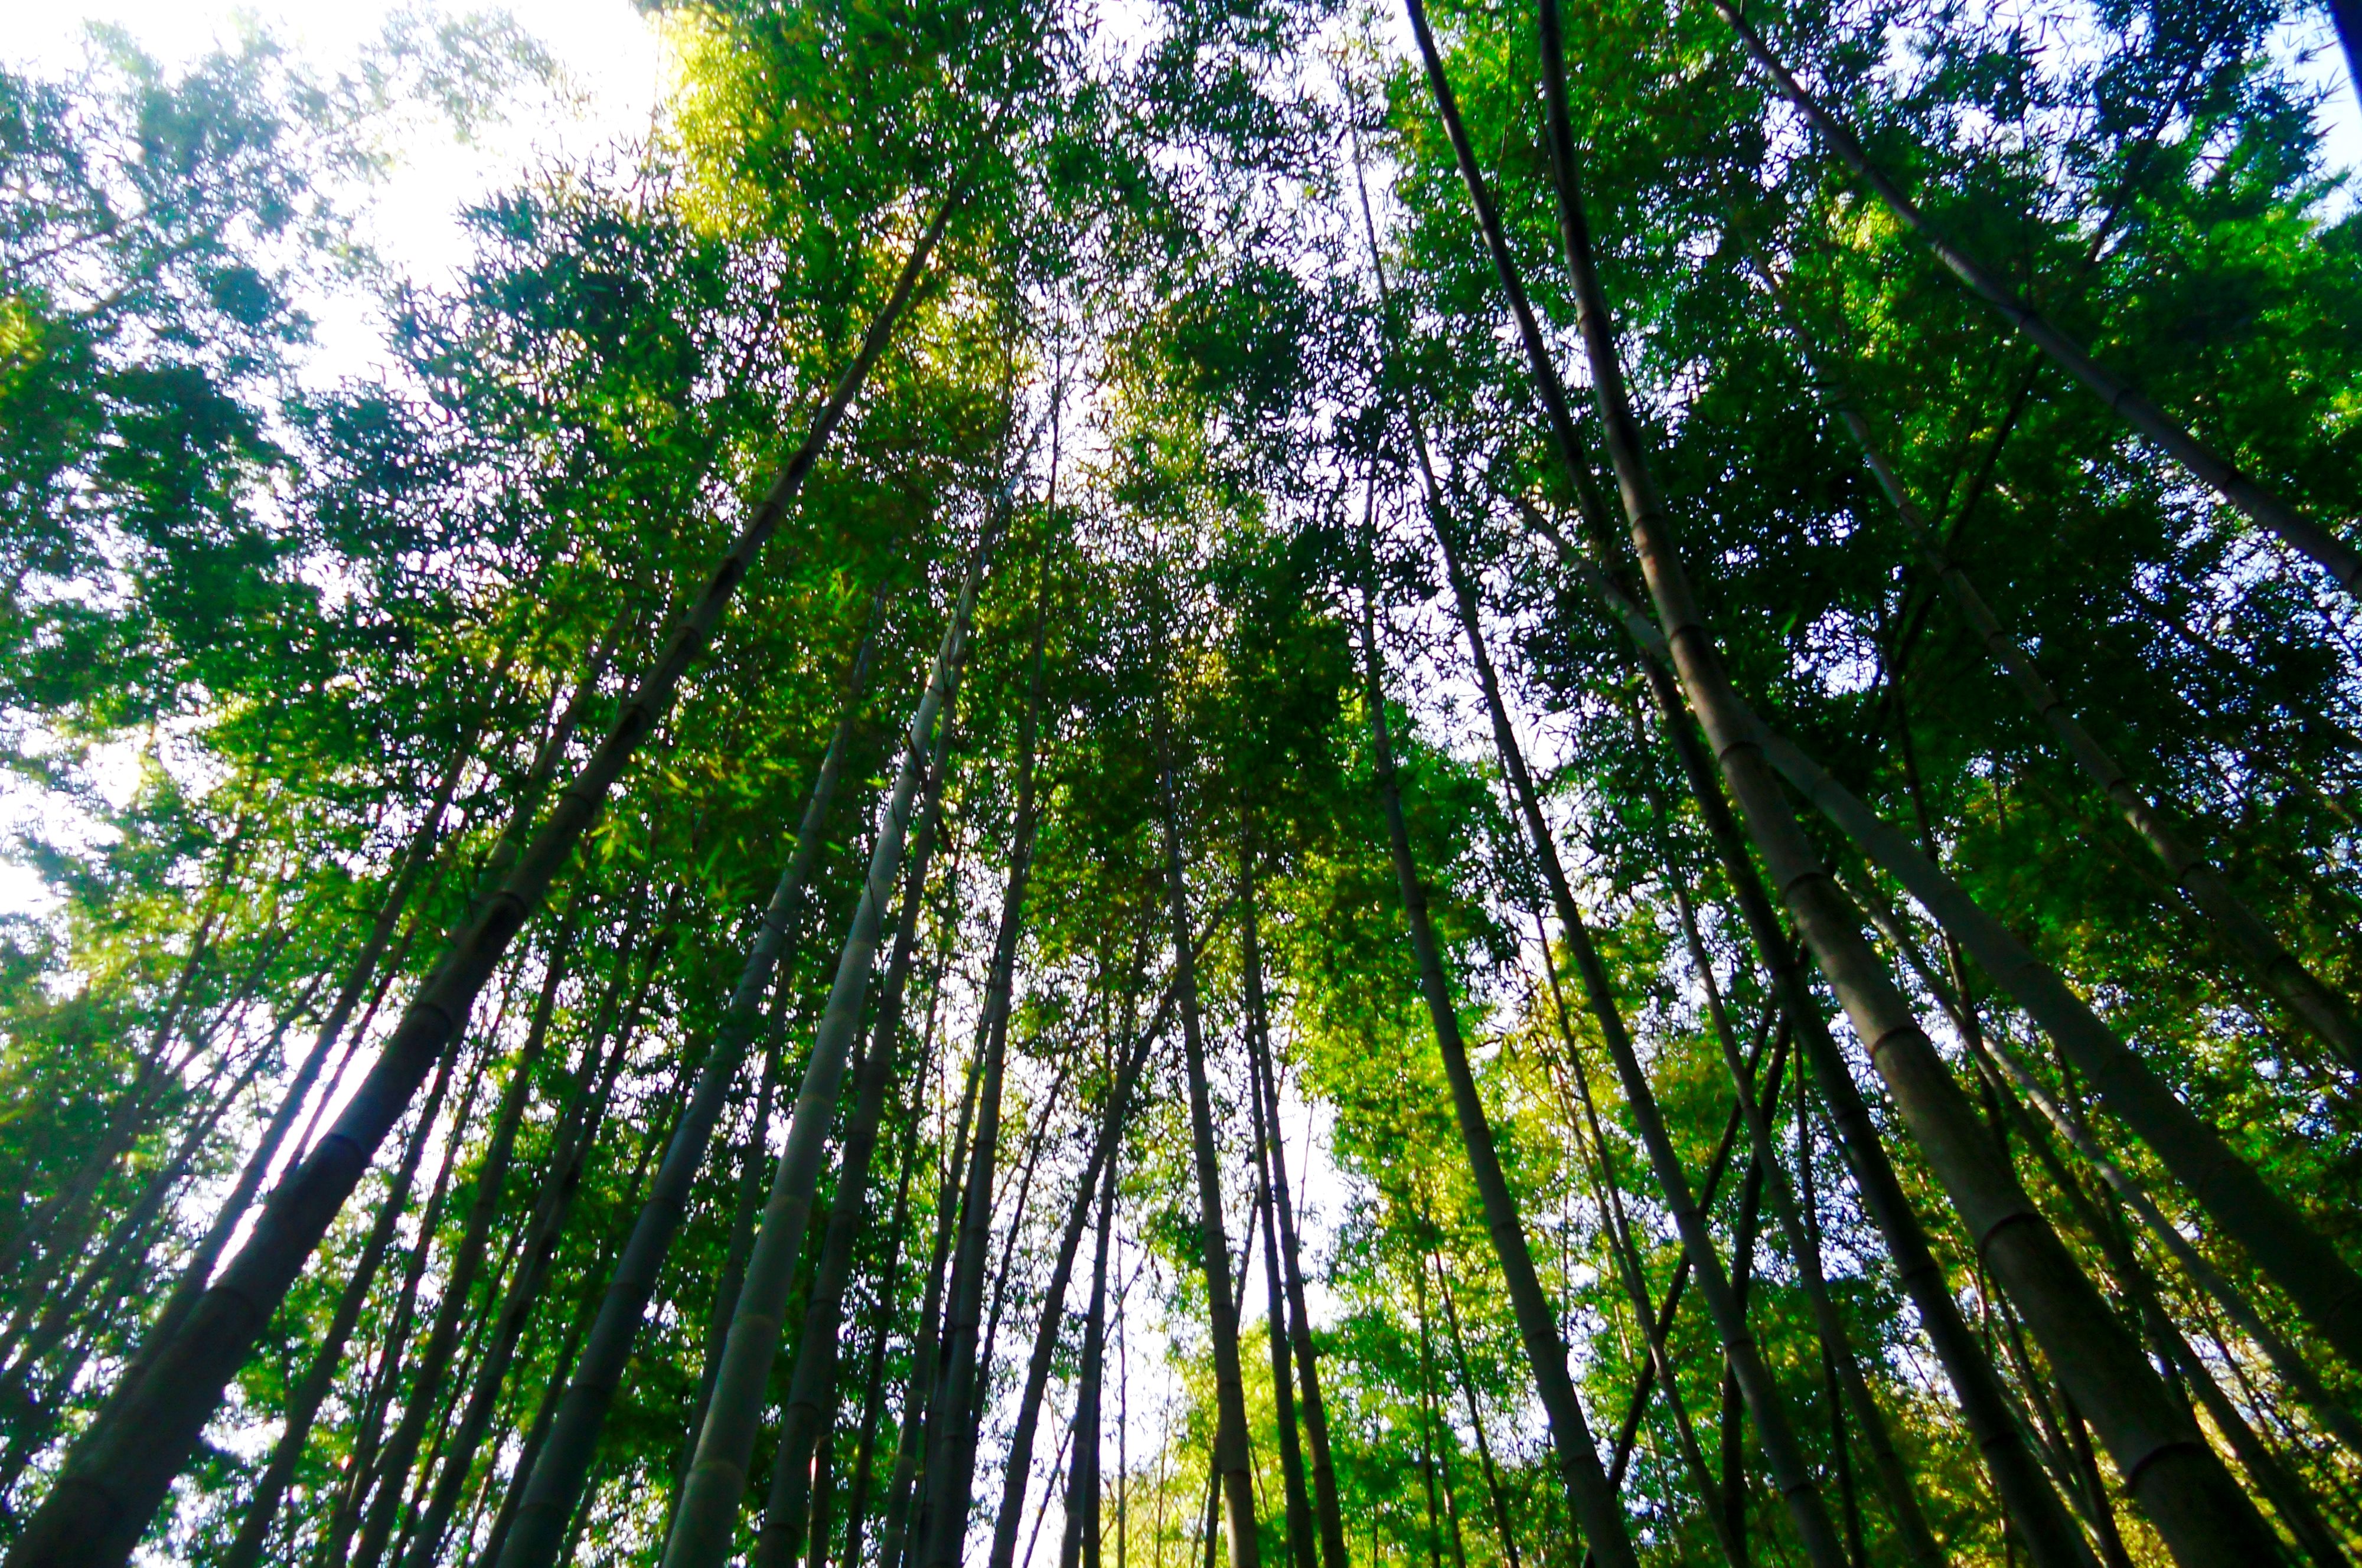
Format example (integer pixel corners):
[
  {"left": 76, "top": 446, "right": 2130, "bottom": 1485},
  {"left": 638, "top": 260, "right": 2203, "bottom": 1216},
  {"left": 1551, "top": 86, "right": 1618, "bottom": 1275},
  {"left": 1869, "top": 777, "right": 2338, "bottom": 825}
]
[{"left": 9, "top": 0, "right": 675, "bottom": 384}]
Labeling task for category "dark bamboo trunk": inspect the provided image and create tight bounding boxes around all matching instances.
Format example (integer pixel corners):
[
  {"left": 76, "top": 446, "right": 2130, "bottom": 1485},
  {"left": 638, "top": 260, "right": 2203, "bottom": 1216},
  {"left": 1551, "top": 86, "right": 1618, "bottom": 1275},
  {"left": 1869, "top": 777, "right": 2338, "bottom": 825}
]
[
  {"left": 1513, "top": 0, "right": 2280, "bottom": 1549},
  {"left": 1160, "top": 763, "right": 1261, "bottom": 1568},
  {"left": 1378, "top": 365, "right": 1841, "bottom": 1565},
  {"left": 1245, "top": 960, "right": 1314, "bottom": 1568},
  {"left": 837, "top": 1051, "right": 935, "bottom": 1568},
  {"left": 392, "top": 933, "right": 650, "bottom": 1568},
  {"left": 982, "top": 1011, "right": 1159, "bottom": 1568},
  {"left": 9, "top": 190, "right": 961, "bottom": 1568},
  {"left": 911, "top": 588, "right": 1052, "bottom": 1568},
  {"left": 667, "top": 537, "right": 999, "bottom": 1568},
  {"left": 876, "top": 1005, "right": 986, "bottom": 1568},
  {"left": 1351, "top": 528, "right": 1639, "bottom": 1568},
  {"left": 751, "top": 686, "right": 960, "bottom": 1568},
  {"left": 1058, "top": 1074, "right": 1124, "bottom": 1568},
  {"left": 218, "top": 1046, "right": 459, "bottom": 1568},
  {"left": 1238, "top": 866, "right": 1349, "bottom": 1568}
]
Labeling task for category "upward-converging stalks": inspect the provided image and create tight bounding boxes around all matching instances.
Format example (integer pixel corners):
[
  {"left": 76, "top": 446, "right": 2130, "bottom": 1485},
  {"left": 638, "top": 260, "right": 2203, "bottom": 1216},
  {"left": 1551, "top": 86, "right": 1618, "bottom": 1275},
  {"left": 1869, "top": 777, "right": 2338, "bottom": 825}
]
[
  {"left": 497, "top": 572, "right": 905, "bottom": 1568},
  {"left": 1352, "top": 488, "right": 1641, "bottom": 1568},
  {"left": 1517, "top": 0, "right": 2282, "bottom": 1552},
  {"left": 1242, "top": 857, "right": 1349, "bottom": 1568},
  {"left": 1160, "top": 754, "right": 1262, "bottom": 1568},
  {"left": 662, "top": 514, "right": 1004, "bottom": 1568},
  {"left": 914, "top": 577, "right": 1055, "bottom": 1568},
  {"left": 4, "top": 188, "right": 962, "bottom": 1568},
  {"left": 752, "top": 646, "right": 957, "bottom": 1568},
  {"left": 1392, "top": 424, "right": 1849, "bottom": 1568}
]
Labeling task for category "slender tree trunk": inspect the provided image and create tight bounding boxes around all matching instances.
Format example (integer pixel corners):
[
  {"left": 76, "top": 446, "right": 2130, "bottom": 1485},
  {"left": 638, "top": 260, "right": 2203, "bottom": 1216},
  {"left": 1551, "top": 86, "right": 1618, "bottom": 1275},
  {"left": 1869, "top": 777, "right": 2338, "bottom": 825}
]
[
  {"left": 495, "top": 554, "right": 942, "bottom": 1568},
  {"left": 911, "top": 585, "right": 1052, "bottom": 1568},
  {"left": 218, "top": 1044, "right": 460, "bottom": 1568},
  {"left": 1417, "top": 1272, "right": 1443, "bottom": 1568},
  {"left": 668, "top": 525, "right": 1000, "bottom": 1568},
  {"left": 670, "top": 591, "right": 890, "bottom": 1501},
  {"left": 1541, "top": 952, "right": 1746, "bottom": 1568},
  {"left": 1159, "top": 756, "right": 1260, "bottom": 1568},
  {"left": 1059, "top": 1069, "right": 1124, "bottom": 1568},
  {"left": 4, "top": 188, "right": 964, "bottom": 1568},
  {"left": 1509, "top": 0, "right": 2280, "bottom": 1547},
  {"left": 1249, "top": 1038, "right": 1314, "bottom": 1568},
  {"left": 838, "top": 1063, "right": 932, "bottom": 1568},
  {"left": 392, "top": 927, "right": 650, "bottom": 1568},
  {"left": 1431, "top": 1270, "right": 1521, "bottom": 1568},
  {"left": 1624, "top": 726, "right": 1952, "bottom": 1568},
  {"left": 808, "top": 1430, "right": 839, "bottom": 1568},
  {"left": 876, "top": 1002, "right": 986, "bottom": 1568},
  {"left": 1381, "top": 381, "right": 1841, "bottom": 1566},
  {"left": 348, "top": 903, "right": 624, "bottom": 1568},
  {"left": 752, "top": 670, "right": 958, "bottom": 1568},
  {"left": 1720, "top": 1165, "right": 1764, "bottom": 1568},
  {"left": 1711, "top": 0, "right": 2362, "bottom": 601},
  {"left": 1349, "top": 516, "right": 1638, "bottom": 1568},
  {"left": 322, "top": 1051, "right": 494, "bottom": 1568},
  {"left": 1238, "top": 863, "right": 1348, "bottom": 1568},
  {"left": 982, "top": 1009, "right": 1159, "bottom": 1568}
]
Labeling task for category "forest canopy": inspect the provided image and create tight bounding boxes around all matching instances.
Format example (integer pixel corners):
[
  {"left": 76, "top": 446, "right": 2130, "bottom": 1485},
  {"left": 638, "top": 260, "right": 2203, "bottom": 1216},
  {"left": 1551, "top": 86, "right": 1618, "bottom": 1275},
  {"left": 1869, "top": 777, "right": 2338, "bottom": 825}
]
[{"left": 2, "top": 1, "right": 2361, "bottom": 1567}]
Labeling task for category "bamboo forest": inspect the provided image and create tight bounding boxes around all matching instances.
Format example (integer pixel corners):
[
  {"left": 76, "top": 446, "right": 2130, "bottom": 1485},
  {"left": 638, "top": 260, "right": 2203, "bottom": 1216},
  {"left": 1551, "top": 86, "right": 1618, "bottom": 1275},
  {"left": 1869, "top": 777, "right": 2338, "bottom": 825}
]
[{"left": 14, "top": 0, "right": 2362, "bottom": 1561}]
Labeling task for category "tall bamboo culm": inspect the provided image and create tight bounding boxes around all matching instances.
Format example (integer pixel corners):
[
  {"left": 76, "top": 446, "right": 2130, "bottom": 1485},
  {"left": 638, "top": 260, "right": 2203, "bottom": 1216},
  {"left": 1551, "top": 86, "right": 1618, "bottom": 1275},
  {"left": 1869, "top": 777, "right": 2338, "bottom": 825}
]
[{"left": 1518, "top": 0, "right": 2280, "bottom": 1552}]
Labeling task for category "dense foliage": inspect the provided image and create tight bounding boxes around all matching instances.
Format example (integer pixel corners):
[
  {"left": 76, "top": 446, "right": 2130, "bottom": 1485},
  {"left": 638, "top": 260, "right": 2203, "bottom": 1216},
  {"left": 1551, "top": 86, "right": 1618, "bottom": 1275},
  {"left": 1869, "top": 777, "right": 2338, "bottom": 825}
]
[{"left": 3, "top": 0, "right": 2360, "bottom": 1566}]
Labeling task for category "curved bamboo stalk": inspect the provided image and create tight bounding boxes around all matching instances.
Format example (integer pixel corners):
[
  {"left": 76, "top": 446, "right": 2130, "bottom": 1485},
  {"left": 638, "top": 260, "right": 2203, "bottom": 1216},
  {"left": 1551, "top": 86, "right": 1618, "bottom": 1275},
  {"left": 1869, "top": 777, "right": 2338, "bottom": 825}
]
[
  {"left": 1056, "top": 1077, "right": 1124, "bottom": 1568},
  {"left": 1352, "top": 495, "right": 1641, "bottom": 1568}
]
